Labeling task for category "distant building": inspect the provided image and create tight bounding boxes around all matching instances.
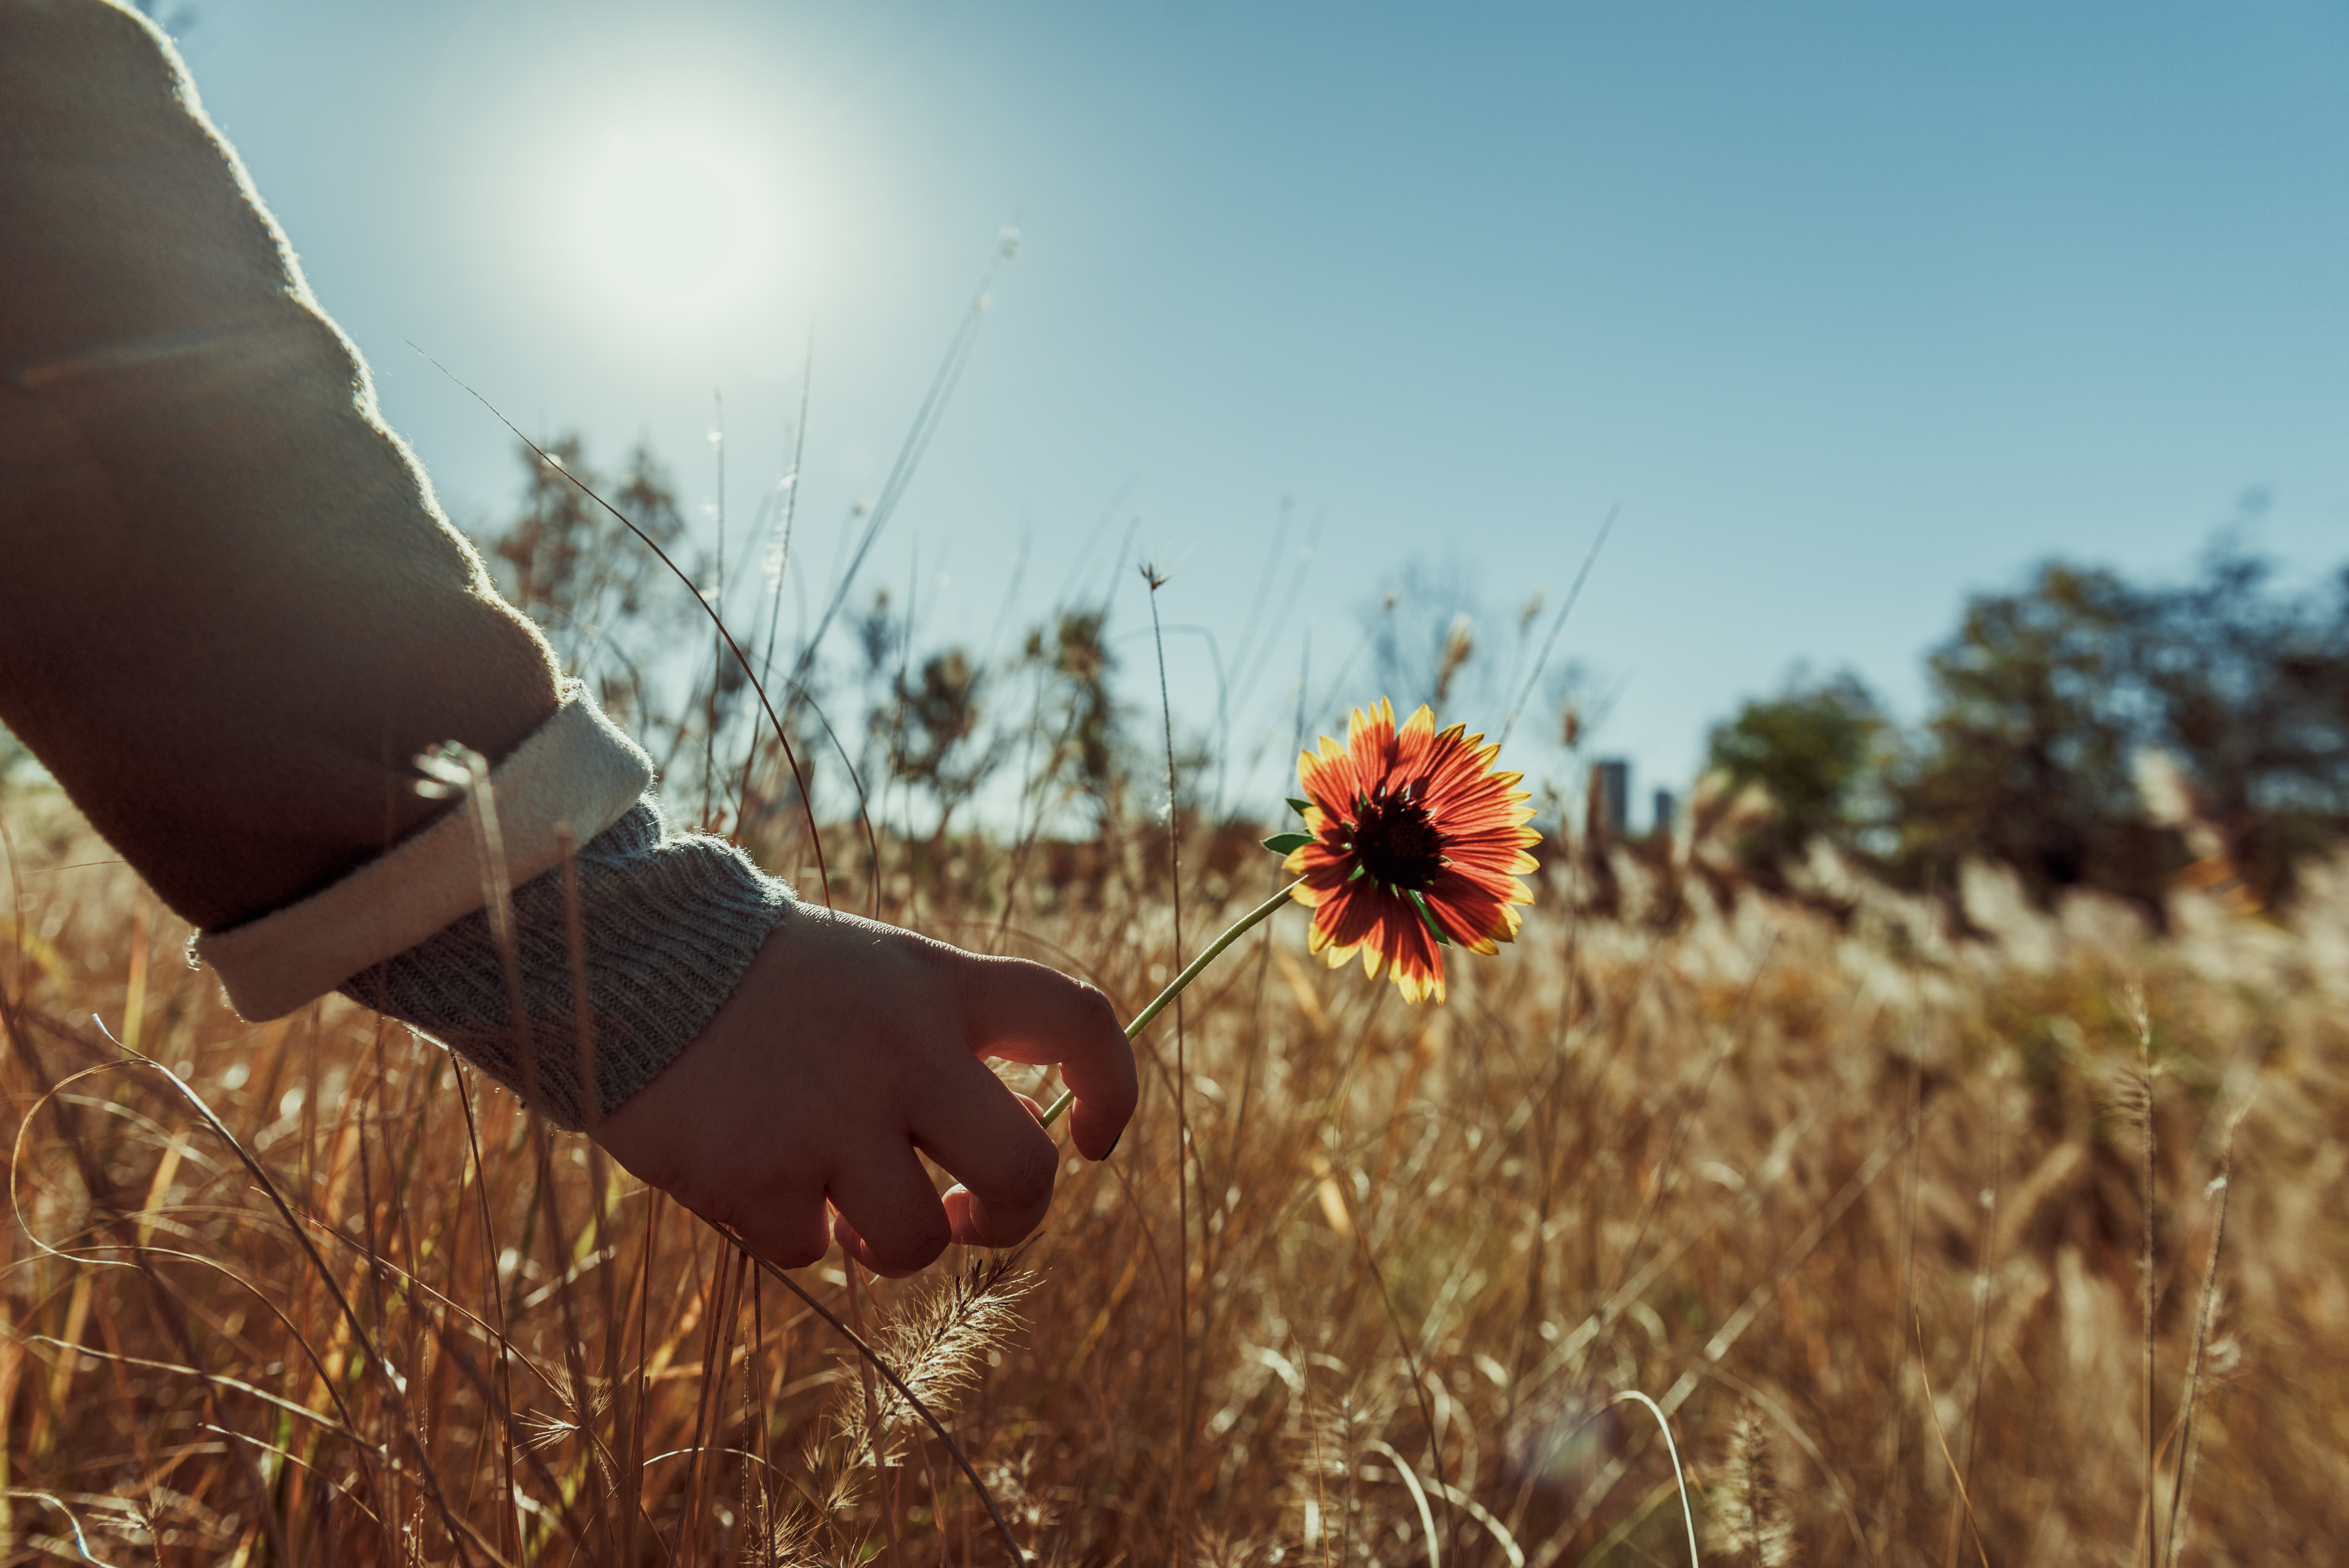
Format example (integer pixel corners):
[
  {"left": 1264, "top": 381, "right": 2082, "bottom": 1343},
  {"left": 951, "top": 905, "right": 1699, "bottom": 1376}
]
[
  {"left": 1592, "top": 759, "right": 1629, "bottom": 835},
  {"left": 1652, "top": 788, "right": 1678, "bottom": 838}
]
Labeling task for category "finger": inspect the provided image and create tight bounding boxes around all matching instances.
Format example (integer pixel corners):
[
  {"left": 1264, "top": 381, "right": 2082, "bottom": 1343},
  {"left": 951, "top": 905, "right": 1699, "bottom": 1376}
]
[
  {"left": 954, "top": 953, "right": 1137, "bottom": 1161},
  {"left": 720, "top": 1184, "right": 834, "bottom": 1273},
  {"left": 906, "top": 1051, "right": 1060, "bottom": 1249},
  {"left": 940, "top": 1183, "right": 1040, "bottom": 1250},
  {"left": 826, "top": 1142, "right": 952, "bottom": 1278},
  {"left": 828, "top": 1211, "right": 896, "bottom": 1278}
]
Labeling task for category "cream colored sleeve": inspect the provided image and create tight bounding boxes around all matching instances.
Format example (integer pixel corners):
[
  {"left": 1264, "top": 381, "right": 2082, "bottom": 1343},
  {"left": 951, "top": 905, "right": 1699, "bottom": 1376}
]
[
  {"left": 0, "top": 0, "right": 564, "bottom": 933},
  {"left": 2, "top": 0, "right": 793, "bottom": 1114}
]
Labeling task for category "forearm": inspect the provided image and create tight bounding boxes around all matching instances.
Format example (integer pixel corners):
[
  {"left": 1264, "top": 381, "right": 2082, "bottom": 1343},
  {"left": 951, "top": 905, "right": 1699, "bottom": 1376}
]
[{"left": 0, "top": 0, "right": 559, "bottom": 931}]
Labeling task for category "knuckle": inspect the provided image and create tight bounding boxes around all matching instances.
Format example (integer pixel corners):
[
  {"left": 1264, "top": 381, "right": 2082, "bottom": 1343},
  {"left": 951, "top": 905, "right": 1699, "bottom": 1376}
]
[
  {"left": 876, "top": 1212, "right": 952, "bottom": 1274},
  {"left": 1076, "top": 985, "right": 1120, "bottom": 1037},
  {"left": 775, "top": 1235, "right": 828, "bottom": 1270},
  {"left": 675, "top": 1178, "right": 745, "bottom": 1235},
  {"left": 715, "top": 1190, "right": 830, "bottom": 1272},
  {"left": 976, "top": 1212, "right": 1041, "bottom": 1249},
  {"left": 999, "top": 1136, "right": 1058, "bottom": 1210}
]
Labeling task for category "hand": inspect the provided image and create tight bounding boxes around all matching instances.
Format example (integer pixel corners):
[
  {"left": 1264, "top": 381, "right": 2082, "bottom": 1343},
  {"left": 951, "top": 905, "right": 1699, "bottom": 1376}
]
[{"left": 592, "top": 905, "right": 1137, "bottom": 1277}]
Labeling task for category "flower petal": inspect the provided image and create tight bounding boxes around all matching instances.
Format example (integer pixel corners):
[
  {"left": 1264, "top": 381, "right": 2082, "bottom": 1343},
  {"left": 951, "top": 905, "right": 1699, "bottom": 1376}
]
[{"left": 1286, "top": 694, "right": 1538, "bottom": 1007}]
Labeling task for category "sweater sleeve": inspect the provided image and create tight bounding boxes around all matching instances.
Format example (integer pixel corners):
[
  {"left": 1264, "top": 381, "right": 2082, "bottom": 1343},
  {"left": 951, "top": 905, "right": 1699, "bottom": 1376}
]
[
  {"left": 339, "top": 797, "right": 792, "bottom": 1131},
  {"left": 185, "top": 680, "right": 793, "bottom": 1129},
  {"left": 0, "top": 0, "right": 786, "bottom": 1119}
]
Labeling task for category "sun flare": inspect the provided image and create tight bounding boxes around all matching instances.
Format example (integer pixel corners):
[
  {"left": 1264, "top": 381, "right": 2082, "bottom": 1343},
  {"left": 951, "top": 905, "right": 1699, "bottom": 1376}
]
[{"left": 566, "top": 121, "right": 787, "bottom": 328}]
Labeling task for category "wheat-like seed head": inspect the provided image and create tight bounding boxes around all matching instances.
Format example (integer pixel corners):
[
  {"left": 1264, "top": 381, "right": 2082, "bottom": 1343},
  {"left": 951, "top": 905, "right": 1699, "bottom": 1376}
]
[
  {"left": 984, "top": 1447, "right": 1063, "bottom": 1535},
  {"left": 823, "top": 1250, "right": 1035, "bottom": 1463},
  {"left": 1707, "top": 1407, "right": 1796, "bottom": 1565},
  {"left": 735, "top": 1487, "right": 826, "bottom": 1568}
]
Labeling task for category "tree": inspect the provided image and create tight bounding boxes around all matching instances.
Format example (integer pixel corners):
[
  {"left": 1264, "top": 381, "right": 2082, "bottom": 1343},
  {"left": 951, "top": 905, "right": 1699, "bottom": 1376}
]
[
  {"left": 2130, "top": 548, "right": 2349, "bottom": 901},
  {"left": 892, "top": 649, "right": 1001, "bottom": 842},
  {"left": 1877, "top": 549, "right": 2349, "bottom": 912},
  {"left": 1706, "top": 672, "right": 1885, "bottom": 873},
  {"left": 1022, "top": 610, "right": 1125, "bottom": 839},
  {"left": 482, "top": 435, "right": 694, "bottom": 737},
  {"left": 1885, "top": 562, "right": 2175, "bottom": 908},
  {"left": 852, "top": 587, "right": 908, "bottom": 805}
]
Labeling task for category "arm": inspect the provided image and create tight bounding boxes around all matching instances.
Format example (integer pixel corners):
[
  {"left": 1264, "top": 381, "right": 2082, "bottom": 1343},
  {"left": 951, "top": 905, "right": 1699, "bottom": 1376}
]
[
  {"left": 0, "top": 0, "right": 1135, "bottom": 1276},
  {"left": 0, "top": 0, "right": 560, "bottom": 932}
]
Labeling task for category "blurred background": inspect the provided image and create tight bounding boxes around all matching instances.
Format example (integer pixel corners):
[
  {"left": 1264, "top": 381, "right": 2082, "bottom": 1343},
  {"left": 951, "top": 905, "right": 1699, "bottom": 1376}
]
[{"left": 88, "top": 0, "right": 2349, "bottom": 876}]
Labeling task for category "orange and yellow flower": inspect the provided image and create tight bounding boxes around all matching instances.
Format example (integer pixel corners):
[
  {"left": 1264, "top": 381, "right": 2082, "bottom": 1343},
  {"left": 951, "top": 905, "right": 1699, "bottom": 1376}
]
[{"left": 1284, "top": 699, "right": 1540, "bottom": 1003}]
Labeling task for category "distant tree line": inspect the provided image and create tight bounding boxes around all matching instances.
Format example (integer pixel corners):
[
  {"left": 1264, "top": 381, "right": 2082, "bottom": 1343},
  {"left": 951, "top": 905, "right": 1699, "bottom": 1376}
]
[
  {"left": 1706, "top": 546, "right": 2349, "bottom": 916},
  {"left": 10, "top": 423, "right": 2343, "bottom": 934}
]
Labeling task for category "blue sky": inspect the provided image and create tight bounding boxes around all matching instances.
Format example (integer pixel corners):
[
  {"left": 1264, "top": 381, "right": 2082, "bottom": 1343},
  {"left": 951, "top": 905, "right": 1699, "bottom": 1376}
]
[{"left": 166, "top": 0, "right": 2349, "bottom": 820}]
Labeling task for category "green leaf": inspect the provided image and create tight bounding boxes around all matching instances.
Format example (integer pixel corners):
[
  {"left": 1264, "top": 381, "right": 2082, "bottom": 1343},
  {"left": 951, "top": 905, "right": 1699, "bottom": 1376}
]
[
  {"left": 1262, "top": 832, "right": 1313, "bottom": 856},
  {"left": 1287, "top": 797, "right": 1314, "bottom": 818},
  {"left": 1405, "top": 888, "right": 1455, "bottom": 946}
]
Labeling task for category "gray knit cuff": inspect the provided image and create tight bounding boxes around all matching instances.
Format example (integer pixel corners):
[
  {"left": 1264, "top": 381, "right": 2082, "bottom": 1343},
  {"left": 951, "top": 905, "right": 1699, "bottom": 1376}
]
[{"left": 339, "top": 798, "right": 791, "bottom": 1130}]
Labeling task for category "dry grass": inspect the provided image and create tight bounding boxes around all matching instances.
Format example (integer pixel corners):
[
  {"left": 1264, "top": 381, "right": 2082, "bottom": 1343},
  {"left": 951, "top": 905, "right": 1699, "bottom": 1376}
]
[{"left": 3, "top": 777, "right": 2346, "bottom": 1565}]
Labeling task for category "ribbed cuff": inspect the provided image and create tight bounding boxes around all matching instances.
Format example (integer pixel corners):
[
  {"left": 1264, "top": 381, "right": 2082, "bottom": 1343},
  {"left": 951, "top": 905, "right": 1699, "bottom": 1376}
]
[{"left": 339, "top": 797, "right": 791, "bottom": 1130}]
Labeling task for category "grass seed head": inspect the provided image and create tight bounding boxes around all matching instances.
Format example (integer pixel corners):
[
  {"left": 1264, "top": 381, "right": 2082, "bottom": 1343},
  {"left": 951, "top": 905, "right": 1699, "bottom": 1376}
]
[{"left": 1706, "top": 1408, "right": 1795, "bottom": 1565}]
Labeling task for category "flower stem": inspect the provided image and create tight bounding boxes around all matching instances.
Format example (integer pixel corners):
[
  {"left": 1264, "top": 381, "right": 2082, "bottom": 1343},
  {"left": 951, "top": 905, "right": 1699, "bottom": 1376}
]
[{"left": 1040, "top": 876, "right": 1305, "bottom": 1129}]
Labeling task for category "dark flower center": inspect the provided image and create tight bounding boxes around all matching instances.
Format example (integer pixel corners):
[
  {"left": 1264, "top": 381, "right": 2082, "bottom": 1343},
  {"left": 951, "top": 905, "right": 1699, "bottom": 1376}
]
[{"left": 1348, "top": 785, "right": 1445, "bottom": 890}]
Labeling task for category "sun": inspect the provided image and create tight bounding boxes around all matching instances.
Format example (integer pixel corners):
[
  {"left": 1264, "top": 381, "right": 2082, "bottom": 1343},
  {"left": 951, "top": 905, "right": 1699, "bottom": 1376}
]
[{"left": 566, "top": 121, "right": 788, "bottom": 329}]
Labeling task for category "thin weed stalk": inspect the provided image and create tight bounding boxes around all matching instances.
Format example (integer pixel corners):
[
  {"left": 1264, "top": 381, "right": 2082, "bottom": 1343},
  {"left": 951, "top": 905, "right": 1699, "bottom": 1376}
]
[
  {"left": 2133, "top": 993, "right": 2158, "bottom": 1568},
  {"left": 411, "top": 346, "right": 833, "bottom": 909},
  {"left": 1144, "top": 563, "right": 1195, "bottom": 1560},
  {"left": 1914, "top": 1310, "right": 1991, "bottom": 1568},
  {"left": 1945, "top": 1070, "right": 2001, "bottom": 1568},
  {"left": 2164, "top": 1103, "right": 2242, "bottom": 1568}
]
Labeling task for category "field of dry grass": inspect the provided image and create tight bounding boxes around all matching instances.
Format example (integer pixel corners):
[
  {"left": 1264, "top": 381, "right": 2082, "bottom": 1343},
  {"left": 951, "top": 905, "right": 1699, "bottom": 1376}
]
[{"left": 3, "top": 773, "right": 2345, "bottom": 1565}]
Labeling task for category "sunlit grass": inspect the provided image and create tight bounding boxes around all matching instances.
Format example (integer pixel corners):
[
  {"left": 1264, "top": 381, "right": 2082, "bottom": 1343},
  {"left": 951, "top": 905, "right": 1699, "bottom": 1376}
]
[{"left": 3, "top": 765, "right": 2342, "bottom": 1563}]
